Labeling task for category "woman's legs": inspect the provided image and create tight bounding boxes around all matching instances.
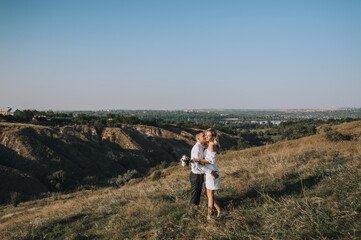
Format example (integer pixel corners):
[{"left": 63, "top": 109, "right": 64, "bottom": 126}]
[
  {"left": 206, "top": 188, "right": 214, "bottom": 220},
  {"left": 214, "top": 197, "right": 221, "bottom": 217},
  {"left": 207, "top": 188, "right": 221, "bottom": 219}
]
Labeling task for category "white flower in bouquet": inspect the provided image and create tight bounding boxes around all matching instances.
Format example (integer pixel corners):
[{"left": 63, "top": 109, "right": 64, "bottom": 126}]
[{"left": 180, "top": 154, "right": 190, "bottom": 167}]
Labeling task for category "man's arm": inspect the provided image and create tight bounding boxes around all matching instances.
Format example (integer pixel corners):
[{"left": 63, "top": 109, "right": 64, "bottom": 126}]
[
  {"left": 195, "top": 162, "right": 212, "bottom": 174},
  {"left": 191, "top": 146, "right": 213, "bottom": 175}
]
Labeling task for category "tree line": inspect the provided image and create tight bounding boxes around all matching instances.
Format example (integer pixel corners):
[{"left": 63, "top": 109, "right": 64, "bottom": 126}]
[{"left": 1, "top": 110, "right": 359, "bottom": 150}]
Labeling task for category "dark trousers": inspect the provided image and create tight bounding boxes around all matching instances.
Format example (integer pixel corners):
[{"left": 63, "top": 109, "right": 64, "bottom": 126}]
[{"left": 189, "top": 172, "right": 204, "bottom": 206}]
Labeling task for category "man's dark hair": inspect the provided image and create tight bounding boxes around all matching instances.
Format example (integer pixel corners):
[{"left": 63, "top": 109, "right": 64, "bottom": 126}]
[{"left": 194, "top": 130, "right": 204, "bottom": 138}]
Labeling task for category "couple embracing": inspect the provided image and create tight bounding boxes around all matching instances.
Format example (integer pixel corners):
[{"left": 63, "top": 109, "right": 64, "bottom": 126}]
[{"left": 189, "top": 128, "right": 221, "bottom": 220}]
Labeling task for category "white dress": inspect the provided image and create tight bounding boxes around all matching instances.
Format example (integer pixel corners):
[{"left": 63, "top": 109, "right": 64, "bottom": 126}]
[{"left": 204, "top": 149, "right": 221, "bottom": 190}]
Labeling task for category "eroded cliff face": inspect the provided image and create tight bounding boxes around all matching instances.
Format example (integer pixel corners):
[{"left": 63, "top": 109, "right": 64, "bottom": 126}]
[
  {"left": 0, "top": 122, "right": 238, "bottom": 203},
  {"left": 102, "top": 127, "right": 142, "bottom": 150}
]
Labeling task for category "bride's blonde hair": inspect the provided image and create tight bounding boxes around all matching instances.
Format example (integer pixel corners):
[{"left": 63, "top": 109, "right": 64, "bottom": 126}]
[{"left": 206, "top": 128, "right": 220, "bottom": 151}]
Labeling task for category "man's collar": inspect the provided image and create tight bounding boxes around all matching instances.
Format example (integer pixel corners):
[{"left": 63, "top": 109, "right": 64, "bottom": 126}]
[{"left": 196, "top": 141, "right": 204, "bottom": 148}]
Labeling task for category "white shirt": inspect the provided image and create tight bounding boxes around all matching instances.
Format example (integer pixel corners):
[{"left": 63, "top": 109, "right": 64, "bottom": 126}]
[{"left": 190, "top": 142, "right": 212, "bottom": 174}]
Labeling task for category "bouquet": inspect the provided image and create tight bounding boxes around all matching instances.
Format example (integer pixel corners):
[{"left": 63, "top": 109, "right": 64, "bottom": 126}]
[{"left": 180, "top": 154, "right": 190, "bottom": 167}]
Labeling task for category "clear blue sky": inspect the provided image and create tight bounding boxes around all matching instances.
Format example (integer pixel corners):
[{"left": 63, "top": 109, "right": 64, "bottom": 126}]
[{"left": 1, "top": 0, "right": 360, "bottom": 110}]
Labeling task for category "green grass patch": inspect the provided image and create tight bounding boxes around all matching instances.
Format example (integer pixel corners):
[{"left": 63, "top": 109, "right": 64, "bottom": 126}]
[{"left": 27, "top": 214, "right": 93, "bottom": 239}]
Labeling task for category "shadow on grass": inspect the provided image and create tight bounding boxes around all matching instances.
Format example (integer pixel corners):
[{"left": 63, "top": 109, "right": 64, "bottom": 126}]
[
  {"left": 27, "top": 213, "right": 99, "bottom": 240},
  {"left": 217, "top": 175, "right": 322, "bottom": 209}
]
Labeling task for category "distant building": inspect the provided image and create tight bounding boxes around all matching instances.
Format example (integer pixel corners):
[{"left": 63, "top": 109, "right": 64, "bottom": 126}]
[
  {"left": 0, "top": 111, "right": 13, "bottom": 116},
  {"left": 13, "top": 109, "right": 22, "bottom": 116},
  {"left": 0, "top": 108, "right": 22, "bottom": 116}
]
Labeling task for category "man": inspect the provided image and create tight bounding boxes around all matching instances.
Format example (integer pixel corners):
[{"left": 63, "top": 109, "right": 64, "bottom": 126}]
[{"left": 189, "top": 131, "right": 219, "bottom": 206}]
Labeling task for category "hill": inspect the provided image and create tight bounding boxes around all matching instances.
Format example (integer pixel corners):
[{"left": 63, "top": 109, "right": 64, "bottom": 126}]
[
  {"left": 0, "top": 122, "right": 238, "bottom": 204},
  {"left": 0, "top": 121, "right": 360, "bottom": 239}
]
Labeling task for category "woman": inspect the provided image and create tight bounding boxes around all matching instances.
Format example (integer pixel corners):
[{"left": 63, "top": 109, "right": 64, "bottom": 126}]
[{"left": 194, "top": 128, "right": 221, "bottom": 220}]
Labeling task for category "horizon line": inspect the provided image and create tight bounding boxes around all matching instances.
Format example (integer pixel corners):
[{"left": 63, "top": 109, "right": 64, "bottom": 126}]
[{"left": 5, "top": 107, "right": 360, "bottom": 112}]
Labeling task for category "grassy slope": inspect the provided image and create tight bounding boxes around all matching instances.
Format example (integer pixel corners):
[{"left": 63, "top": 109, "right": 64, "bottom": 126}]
[{"left": 0, "top": 121, "right": 360, "bottom": 239}]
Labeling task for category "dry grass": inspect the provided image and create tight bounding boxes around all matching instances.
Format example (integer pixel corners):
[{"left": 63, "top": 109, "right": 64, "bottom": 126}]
[{"left": 0, "top": 121, "right": 360, "bottom": 239}]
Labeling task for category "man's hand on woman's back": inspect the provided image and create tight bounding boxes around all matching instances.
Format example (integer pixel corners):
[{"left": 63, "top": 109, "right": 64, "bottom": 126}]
[{"left": 211, "top": 170, "right": 219, "bottom": 179}]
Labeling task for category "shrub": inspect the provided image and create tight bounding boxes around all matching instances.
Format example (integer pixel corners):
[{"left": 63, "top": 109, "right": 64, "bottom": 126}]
[
  {"left": 324, "top": 127, "right": 351, "bottom": 142},
  {"left": 108, "top": 169, "right": 138, "bottom": 187},
  {"left": 152, "top": 170, "right": 162, "bottom": 181},
  {"left": 158, "top": 161, "right": 168, "bottom": 169},
  {"left": 106, "top": 152, "right": 125, "bottom": 164},
  {"left": 10, "top": 192, "right": 21, "bottom": 207},
  {"left": 280, "top": 121, "right": 318, "bottom": 140},
  {"left": 237, "top": 131, "right": 264, "bottom": 149},
  {"left": 48, "top": 170, "right": 67, "bottom": 191}
]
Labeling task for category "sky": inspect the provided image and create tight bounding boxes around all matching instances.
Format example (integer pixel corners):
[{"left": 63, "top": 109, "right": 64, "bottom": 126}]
[{"left": 1, "top": 0, "right": 360, "bottom": 110}]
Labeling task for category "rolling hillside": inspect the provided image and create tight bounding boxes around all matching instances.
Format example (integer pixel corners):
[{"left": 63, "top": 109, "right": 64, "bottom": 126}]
[
  {"left": 0, "top": 121, "right": 360, "bottom": 239},
  {"left": 0, "top": 122, "right": 238, "bottom": 204}
]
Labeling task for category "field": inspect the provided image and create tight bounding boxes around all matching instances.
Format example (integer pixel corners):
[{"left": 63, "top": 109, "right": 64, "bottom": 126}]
[{"left": 0, "top": 121, "right": 360, "bottom": 239}]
